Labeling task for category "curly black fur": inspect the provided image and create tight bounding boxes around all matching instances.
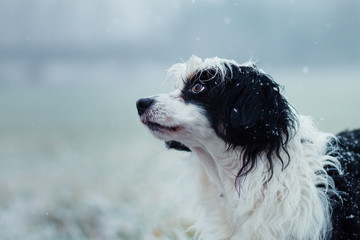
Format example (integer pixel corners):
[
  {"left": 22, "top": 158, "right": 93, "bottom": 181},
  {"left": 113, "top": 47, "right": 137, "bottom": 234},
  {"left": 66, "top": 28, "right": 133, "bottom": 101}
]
[{"left": 327, "top": 129, "right": 360, "bottom": 239}]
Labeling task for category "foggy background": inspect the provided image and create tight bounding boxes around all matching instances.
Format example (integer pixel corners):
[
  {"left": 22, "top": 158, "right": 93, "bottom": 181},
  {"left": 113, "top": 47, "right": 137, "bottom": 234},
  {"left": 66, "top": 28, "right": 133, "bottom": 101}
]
[{"left": 0, "top": 0, "right": 359, "bottom": 239}]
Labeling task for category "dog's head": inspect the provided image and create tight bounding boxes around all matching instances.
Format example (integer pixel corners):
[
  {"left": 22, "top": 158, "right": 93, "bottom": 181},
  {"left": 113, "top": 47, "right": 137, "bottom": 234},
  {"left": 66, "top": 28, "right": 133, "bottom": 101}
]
[{"left": 136, "top": 56, "right": 297, "bottom": 181}]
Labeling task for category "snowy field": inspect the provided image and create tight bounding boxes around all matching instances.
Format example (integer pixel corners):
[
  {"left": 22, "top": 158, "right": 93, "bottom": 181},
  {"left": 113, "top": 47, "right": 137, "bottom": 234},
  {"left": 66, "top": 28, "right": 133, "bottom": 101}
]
[{"left": 0, "top": 63, "right": 359, "bottom": 239}]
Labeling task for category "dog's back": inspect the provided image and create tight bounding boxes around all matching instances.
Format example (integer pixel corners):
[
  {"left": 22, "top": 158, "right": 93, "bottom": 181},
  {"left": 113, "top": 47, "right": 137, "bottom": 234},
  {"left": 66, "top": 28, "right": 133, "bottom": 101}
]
[{"left": 328, "top": 129, "right": 360, "bottom": 239}]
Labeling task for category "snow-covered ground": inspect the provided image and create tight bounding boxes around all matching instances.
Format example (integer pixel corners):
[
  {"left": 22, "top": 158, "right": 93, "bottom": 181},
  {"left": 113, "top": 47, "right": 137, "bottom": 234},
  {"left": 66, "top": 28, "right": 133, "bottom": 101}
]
[
  {"left": 0, "top": 65, "right": 359, "bottom": 239},
  {"left": 0, "top": 77, "right": 191, "bottom": 239}
]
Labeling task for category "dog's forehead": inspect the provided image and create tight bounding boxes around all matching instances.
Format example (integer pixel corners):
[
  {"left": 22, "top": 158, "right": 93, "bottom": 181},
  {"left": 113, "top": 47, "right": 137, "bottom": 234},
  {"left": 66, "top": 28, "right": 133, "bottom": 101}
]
[
  {"left": 167, "top": 56, "right": 229, "bottom": 88},
  {"left": 167, "top": 56, "right": 263, "bottom": 90}
]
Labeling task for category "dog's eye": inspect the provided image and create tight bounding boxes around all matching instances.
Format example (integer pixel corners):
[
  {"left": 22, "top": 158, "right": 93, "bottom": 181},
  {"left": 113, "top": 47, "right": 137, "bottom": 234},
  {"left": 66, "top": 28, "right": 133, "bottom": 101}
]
[{"left": 191, "top": 83, "right": 205, "bottom": 93}]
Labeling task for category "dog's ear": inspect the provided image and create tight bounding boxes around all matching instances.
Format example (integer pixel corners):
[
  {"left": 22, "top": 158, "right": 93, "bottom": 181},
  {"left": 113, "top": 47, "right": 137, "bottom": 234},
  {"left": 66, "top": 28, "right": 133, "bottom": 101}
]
[
  {"left": 165, "top": 141, "right": 191, "bottom": 152},
  {"left": 224, "top": 66, "right": 295, "bottom": 146},
  {"left": 220, "top": 66, "right": 297, "bottom": 183}
]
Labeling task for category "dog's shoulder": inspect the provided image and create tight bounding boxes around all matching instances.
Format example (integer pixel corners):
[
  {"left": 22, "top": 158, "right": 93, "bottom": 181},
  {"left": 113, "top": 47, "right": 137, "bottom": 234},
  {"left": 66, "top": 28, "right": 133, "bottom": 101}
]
[{"left": 328, "top": 129, "right": 360, "bottom": 239}]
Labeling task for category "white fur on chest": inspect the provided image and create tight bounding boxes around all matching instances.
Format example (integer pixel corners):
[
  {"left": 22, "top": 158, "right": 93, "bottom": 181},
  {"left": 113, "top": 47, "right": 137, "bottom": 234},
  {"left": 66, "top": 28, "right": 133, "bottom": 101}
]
[{"left": 183, "top": 116, "right": 338, "bottom": 240}]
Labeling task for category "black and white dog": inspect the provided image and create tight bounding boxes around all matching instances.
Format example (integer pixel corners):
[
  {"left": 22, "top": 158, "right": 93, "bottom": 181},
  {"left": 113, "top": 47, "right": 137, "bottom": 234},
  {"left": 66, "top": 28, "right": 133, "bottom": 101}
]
[{"left": 136, "top": 56, "right": 360, "bottom": 240}]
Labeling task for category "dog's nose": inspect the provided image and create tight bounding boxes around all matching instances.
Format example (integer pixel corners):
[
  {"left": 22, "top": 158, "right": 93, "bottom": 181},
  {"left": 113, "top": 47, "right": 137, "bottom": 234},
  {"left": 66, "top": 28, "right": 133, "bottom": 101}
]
[{"left": 136, "top": 98, "right": 154, "bottom": 116}]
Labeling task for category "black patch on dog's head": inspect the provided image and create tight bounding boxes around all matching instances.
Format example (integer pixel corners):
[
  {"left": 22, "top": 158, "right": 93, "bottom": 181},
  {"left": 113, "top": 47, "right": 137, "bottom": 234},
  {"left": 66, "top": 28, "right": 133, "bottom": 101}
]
[{"left": 181, "top": 64, "right": 297, "bottom": 185}]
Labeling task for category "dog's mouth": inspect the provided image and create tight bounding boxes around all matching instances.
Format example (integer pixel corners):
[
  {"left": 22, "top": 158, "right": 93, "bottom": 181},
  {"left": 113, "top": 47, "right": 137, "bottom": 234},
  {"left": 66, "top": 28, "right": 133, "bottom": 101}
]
[{"left": 144, "top": 121, "right": 182, "bottom": 132}]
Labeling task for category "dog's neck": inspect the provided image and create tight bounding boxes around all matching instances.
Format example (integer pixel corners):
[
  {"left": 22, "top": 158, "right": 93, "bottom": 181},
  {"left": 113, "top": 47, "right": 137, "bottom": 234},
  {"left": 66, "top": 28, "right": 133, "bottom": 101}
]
[
  {"left": 191, "top": 134, "right": 241, "bottom": 191},
  {"left": 189, "top": 143, "right": 254, "bottom": 238},
  {"left": 185, "top": 116, "right": 335, "bottom": 239},
  {"left": 192, "top": 146, "right": 236, "bottom": 194}
]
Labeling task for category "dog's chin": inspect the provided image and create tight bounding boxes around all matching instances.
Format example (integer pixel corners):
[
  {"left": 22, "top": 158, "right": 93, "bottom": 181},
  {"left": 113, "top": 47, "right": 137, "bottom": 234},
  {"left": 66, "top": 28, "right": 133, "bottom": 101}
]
[
  {"left": 143, "top": 121, "right": 183, "bottom": 139},
  {"left": 146, "top": 121, "right": 181, "bottom": 132}
]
